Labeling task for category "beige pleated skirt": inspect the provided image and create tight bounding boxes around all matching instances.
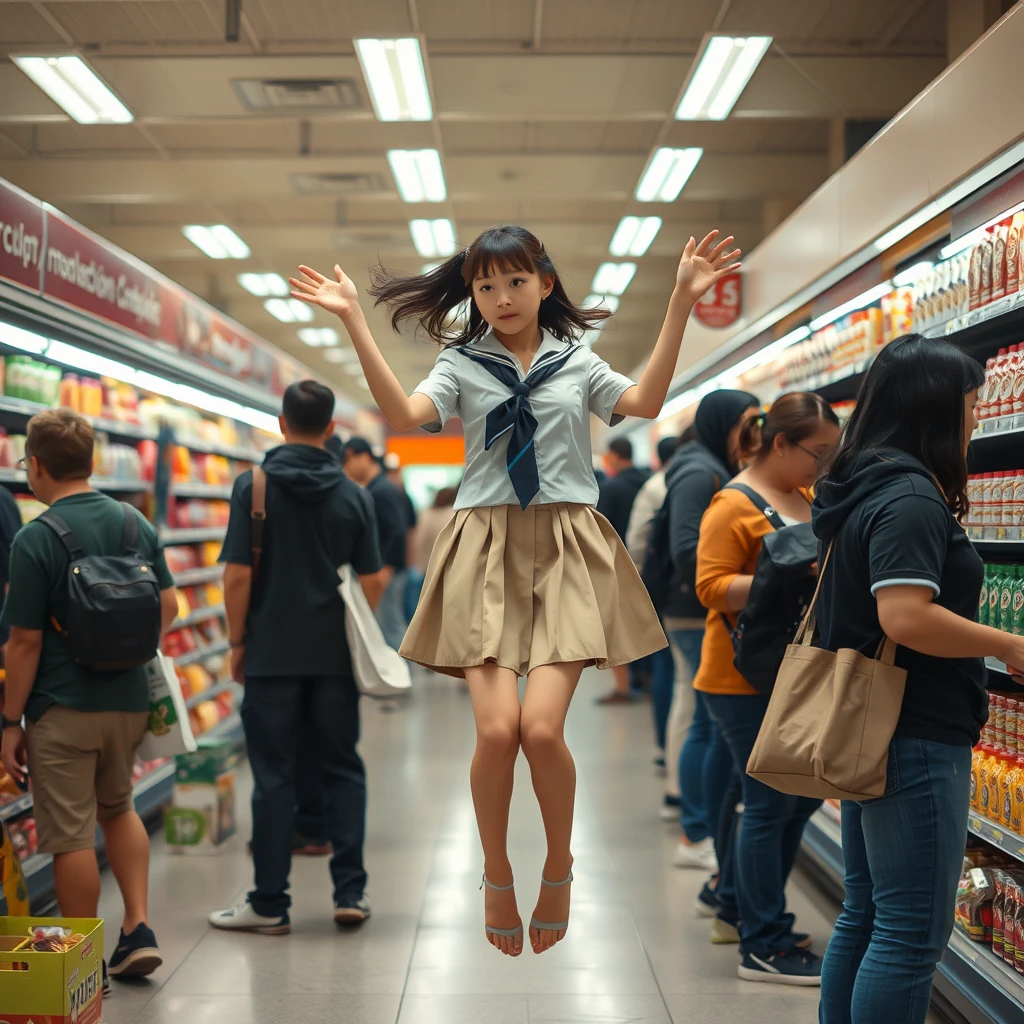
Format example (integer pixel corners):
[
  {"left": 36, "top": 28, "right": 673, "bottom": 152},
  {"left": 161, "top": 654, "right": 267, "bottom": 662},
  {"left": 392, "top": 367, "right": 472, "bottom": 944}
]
[{"left": 400, "top": 502, "right": 667, "bottom": 678}]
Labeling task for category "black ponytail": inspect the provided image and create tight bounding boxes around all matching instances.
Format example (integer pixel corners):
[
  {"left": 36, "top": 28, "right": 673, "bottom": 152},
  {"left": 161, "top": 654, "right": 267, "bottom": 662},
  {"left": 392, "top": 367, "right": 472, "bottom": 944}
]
[{"left": 368, "top": 225, "right": 612, "bottom": 347}]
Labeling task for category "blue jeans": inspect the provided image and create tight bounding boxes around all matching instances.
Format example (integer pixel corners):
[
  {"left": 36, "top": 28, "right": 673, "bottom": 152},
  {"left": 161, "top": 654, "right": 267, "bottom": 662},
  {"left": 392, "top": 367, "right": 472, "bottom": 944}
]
[
  {"left": 704, "top": 692, "right": 821, "bottom": 957},
  {"left": 819, "top": 736, "right": 972, "bottom": 1024},
  {"left": 668, "top": 629, "right": 713, "bottom": 841},
  {"left": 242, "top": 676, "right": 367, "bottom": 916},
  {"left": 649, "top": 646, "right": 675, "bottom": 751},
  {"left": 404, "top": 569, "right": 424, "bottom": 622},
  {"left": 376, "top": 569, "right": 408, "bottom": 650}
]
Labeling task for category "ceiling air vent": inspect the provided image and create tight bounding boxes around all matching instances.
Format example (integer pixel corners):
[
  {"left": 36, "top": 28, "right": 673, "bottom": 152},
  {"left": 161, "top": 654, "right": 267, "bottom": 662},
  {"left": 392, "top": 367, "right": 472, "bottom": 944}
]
[
  {"left": 290, "top": 172, "right": 388, "bottom": 195},
  {"left": 233, "top": 78, "right": 363, "bottom": 111}
]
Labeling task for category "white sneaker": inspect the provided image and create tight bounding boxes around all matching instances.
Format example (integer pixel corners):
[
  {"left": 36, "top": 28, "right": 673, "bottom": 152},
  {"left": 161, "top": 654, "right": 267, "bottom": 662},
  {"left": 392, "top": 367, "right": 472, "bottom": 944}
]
[
  {"left": 208, "top": 900, "right": 291, "bottom": 935},
  {"left": 672, "top": 838, "right": 718, "bottom": 871}
]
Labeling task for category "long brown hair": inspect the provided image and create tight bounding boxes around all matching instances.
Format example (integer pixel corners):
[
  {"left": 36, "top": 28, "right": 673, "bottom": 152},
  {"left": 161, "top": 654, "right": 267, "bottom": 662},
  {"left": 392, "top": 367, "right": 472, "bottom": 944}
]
[
  {"left": 738, "top": 392, "right": 839, "bottom": 462},
  {"left": 367, "top": 225, "right": 612, "bottom": 346}
]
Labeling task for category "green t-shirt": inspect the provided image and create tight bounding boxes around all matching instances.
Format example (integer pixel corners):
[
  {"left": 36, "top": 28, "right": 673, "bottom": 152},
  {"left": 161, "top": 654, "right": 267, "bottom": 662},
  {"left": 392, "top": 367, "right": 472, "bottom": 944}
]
[{"left": 0, "top": 491, "right": 175, "bottom": 723}]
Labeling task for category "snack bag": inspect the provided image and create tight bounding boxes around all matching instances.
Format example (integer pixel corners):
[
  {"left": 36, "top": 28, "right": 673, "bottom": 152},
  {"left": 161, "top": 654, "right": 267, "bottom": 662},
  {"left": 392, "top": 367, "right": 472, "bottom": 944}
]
[
  {"left": 956, "top": 865, "right": 995, "bottom": 942},
  {"left": 1, "top": 818, "right": 30, "bottom": 915}
]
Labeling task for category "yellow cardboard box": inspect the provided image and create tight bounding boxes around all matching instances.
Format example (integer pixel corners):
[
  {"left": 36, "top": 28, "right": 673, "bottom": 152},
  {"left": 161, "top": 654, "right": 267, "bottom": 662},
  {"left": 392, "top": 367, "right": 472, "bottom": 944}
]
[{"left": 0, "top": 916, "right": 103, "bottom": 1024}]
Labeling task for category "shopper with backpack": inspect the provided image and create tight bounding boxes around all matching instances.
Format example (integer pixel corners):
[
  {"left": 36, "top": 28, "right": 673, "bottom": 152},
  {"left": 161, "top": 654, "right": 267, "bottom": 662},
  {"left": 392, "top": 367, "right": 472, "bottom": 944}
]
[
  {"left": 209, "top": 381, "right": 386, "bottom": 935},
  {"left": 654, "top": 391, "right": 759, "bottom": 873},
  {"left": 694, "top": 392, "right": 840, "bottom": 984},
  {"left": 0, "top": 409, "right": 178, "bottom": 986}
]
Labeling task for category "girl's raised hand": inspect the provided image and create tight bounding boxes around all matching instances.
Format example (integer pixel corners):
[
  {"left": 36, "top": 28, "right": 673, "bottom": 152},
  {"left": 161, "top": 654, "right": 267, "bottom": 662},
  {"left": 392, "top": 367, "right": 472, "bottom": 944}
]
[
  {"left": 290, "top": 264, "right": 360, "bottom": 319},
  {"left": 674, "top": 231, "right": 742, "bottom": 304}
]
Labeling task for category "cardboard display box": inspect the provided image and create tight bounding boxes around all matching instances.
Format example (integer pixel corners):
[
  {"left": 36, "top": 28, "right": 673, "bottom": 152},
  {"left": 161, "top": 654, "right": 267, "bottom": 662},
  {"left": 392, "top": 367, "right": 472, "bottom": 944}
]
[{"left": 0, "top": 916, "right": 103, "bottom": 1024}]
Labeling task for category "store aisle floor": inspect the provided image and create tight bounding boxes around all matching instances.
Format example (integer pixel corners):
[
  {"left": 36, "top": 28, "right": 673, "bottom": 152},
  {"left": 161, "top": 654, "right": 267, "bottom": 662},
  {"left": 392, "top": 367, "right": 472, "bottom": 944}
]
[{"left": 96, "top": 671, "right": 940, "bottom": 1024}]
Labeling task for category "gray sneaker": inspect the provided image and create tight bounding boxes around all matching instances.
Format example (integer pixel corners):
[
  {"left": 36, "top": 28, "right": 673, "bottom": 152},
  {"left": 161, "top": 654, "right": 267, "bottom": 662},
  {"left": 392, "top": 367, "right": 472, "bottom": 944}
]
[{"left": 334, "top": 896, "right": 371, "bottom": 926}]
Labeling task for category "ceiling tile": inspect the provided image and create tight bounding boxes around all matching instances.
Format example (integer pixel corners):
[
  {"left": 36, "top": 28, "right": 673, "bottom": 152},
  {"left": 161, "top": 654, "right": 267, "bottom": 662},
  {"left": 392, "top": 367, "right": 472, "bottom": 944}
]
[
  {"left": 418, "top": 0, "right": 535, "bottom": 43},
  {"left": 244, "top": 0, "right": 411, "bottom": 42},
  {"left": 44, "top": 2, "right": 223, "bottom": 45}
]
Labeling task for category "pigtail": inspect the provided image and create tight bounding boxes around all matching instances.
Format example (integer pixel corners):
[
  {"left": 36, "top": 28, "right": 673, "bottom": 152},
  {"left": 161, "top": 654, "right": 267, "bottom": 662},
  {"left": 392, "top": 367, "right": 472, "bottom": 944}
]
[{"left": 368, "top": 251, "right": 473, "bottom": 344}]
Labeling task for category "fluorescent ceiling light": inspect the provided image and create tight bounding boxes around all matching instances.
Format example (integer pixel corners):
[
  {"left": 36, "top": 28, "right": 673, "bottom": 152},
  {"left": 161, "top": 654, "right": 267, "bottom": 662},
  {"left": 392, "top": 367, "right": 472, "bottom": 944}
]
[
  {"left": 12, "top": 55, "right": 133, "bottom": 124},
  {"left": 47, "top": 341, "right": 137, "bottom": 382},
  {"left": 591, "top": 263, "right": 637, "bottom": 297},
  {"left": 635, "top": 148, "right": 703, "bottom": 202},
  {"left": 410, "top": 218, "right": 456, "bottom": 258},
  {"left": 609, "top": 216, "right": 662, "bottom": 257},
  {"left": 809, "top": 282, "right": 894, "bottom": 332},
  {"left": 583, "top": 293, "right": 620, "bottom": 313},
  {"left": 264, "top": 298, "right": 314, "bottom": 323},
  {"left": 324, "top": 348, "right": 359, "bottom": 364},
  {"left": 297, "top": 327, "right": 339, "bottom": 347},
  {"left": 183, "top": 225, "right": 250, "bottom": 260},
  {"left": 355, "top": 38, "right": 432, "bottom": 121},
  {"left": 938, "top": 201, "right": 1024, "bottom": 260},
  {"left": 892, "top": 262, "right": 935, "bottom": 288},
  {"left": 675, "top": 36, "right": 771, "bottom": 121},
  {"left": 388, "top": 149, "right": 446, "bottom": 202},
  {"left": 238, "top": 273, "right": 289, "bottom": 297}
]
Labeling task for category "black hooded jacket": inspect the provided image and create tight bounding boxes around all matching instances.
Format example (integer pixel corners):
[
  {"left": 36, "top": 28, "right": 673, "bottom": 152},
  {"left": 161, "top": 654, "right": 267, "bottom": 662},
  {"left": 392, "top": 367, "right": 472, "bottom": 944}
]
[
  {"left": 220, "top": 443, "right": 383, "bottom": 677},
  {"left": 812, "top": 449, "right": 987, "bottom": 747},
  {"left": 662, "top": 390, "right": 759, "bottom": 619}
]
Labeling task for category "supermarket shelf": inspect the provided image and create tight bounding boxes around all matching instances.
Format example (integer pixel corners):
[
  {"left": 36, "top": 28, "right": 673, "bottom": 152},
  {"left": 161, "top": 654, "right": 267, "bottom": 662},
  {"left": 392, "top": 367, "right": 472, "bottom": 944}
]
[
  {"left": 173, "top": 482, "right": 233, "bottom": 500},
  {"left": 0, "top": 468, "right": 152, "bottom": 493},
  {"left": 171, "top": 603, "right": 226, "bottom": 630},
  {"left": 0, "top": 791, "right": 33, "bottom": 823},
  {"left": 185, "top": 680, "right": 238, "bottom": 710},
  {"left": 968, "top": 811, "right": 1024, "bottom": 863},
  {"left": 178, "top": 434, "right": 264, "bottom": 463},
  {"left": 938, "top": 929, "right": 1024, "bottom": 1024},
  {"left": 0, "top": 468, "right": 24, "bottom": 483},
  {"left": 202, "top": 710, "right": 245, "bottom": 743},
  {"left": 938, "top": 290, "right": 1024, "bottom": 343},
  {"left": 987, "top": 656, "right": 1014, "bottom": 676},
  {"left": 160, "top": 526, "right": 226, "bottom": 545},
  {"left": 799, "top": 809, "right": 845, "bottom": 902},
  {"left": 172, "top": 565, "right": 223, "bottom": 587},
  {"left": 173, "top": 640, "right": 230, "bottom": 667}
]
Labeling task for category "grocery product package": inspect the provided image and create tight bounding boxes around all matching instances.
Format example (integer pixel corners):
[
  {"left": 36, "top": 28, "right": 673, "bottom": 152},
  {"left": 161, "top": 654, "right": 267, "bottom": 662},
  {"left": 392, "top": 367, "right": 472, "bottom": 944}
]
[
  {"left": 0, "top": 915, "right": 103, "bottom": 1024},
  {"left": 1, "top": 819, "right": 29, "bottom": 916},
  {"left": 165, "top": 739, "right": 239, "bottom": 854},
  {"left": 956, "top": 865, "right": 996, "bottom": 942},
  {"left": 138, "top": 651, "right": 198, "bottom": 762}
]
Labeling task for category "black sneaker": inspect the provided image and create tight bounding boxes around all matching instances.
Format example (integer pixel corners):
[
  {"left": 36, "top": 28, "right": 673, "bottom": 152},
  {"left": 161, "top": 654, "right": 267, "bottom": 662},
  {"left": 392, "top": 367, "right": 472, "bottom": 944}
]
[
  {"left": 102, "top": 960, "right": 112, "bottom": 997},
  {"left": 738, "top": 948, "right": 822, "bottom": 986},
  {"left": 695, "top": 880, "right": 720, "bottom": 918},
  {"left": 334, "top": 896, "right": 372, "bottom": 926},
  {"left": 107, "top": 924, "right": 163, "bottom": 979}
]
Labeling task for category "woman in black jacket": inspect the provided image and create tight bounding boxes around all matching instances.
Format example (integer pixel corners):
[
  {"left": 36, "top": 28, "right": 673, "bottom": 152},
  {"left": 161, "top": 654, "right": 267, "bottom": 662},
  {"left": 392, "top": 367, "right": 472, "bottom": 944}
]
[
  {"left": 662, "top": 390, "right": 760, "bottom": 919},
  {"left": 814, "top": 335, "right": 1024, "bottom": 1023}
]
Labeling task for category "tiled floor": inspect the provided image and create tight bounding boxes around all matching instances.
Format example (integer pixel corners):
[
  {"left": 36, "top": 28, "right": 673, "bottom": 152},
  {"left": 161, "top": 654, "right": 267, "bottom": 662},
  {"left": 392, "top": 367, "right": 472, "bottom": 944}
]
[{"left": 96, "top": 671, "right": 939, "bottom": 1023}]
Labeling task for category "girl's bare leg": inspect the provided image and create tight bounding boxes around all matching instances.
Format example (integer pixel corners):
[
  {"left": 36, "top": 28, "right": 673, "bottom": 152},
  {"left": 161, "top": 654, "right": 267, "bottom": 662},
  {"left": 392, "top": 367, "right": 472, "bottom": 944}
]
[
  {"left": 520, "top": 660, "right": 585, "bottom": 953},
  {"left": 465, "top": 663, "right": 524, "bottom": 955}
]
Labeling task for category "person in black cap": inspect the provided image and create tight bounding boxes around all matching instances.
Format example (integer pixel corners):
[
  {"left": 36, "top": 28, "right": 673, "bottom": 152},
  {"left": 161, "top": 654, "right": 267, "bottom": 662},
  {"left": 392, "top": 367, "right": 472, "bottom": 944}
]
[{"left": 341, "top": 437, "right": 411, "bottom": 650}]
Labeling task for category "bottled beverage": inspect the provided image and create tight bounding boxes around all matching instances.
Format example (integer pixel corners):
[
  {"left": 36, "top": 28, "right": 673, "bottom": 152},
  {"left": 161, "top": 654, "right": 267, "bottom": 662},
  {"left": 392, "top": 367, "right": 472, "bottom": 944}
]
[
  {"left": 1001, "top": 567, "right": 1019, "bottom": 632},
  {"left": 979, "top": 564, "right": 991, "bottom": 626}
]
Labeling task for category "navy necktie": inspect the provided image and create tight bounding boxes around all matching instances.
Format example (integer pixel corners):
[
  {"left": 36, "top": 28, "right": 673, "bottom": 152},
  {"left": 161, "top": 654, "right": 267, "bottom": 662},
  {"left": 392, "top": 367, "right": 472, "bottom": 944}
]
[{"left": 459, "top": 342, "right": 579, "bottom": 510}]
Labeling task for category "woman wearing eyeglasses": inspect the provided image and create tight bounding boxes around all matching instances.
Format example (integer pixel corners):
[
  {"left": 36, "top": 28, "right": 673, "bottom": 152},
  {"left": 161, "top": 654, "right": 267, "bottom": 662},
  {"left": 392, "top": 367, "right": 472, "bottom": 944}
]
[{"left": 693, "top": 391, "right": 841, "bottom": 986}]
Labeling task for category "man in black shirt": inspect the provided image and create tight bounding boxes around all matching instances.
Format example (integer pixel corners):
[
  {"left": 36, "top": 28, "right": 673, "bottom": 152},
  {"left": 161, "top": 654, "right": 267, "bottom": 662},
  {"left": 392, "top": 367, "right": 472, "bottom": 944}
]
[
  {"left": 209, "top": 381, "right": 384, "bottom": 935},
  {"left": 343, "top": 438, "right": 409, "bottom": 651}
]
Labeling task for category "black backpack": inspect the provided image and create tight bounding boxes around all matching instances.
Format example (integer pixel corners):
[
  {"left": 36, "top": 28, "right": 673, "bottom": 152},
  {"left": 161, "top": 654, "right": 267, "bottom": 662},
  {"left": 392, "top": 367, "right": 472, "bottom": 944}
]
[
  {"left": 722, "top": 484, "right": 817, "bottom": 695},
  {"left": 40, "top": 502, "right": 162, "bottom": 672},
  {"left": 640, "top": 469, "right": 720, "bottom": 613}
]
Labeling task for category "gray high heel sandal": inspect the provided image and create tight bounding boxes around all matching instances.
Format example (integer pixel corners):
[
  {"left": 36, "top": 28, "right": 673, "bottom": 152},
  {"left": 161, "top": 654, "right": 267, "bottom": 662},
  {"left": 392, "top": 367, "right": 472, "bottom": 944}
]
[
  {"left": 480, "top": 874, "right": 524, "bottom": 951},
  {"left": 530, "top": 869, "right": 574, "bottom": 935}
]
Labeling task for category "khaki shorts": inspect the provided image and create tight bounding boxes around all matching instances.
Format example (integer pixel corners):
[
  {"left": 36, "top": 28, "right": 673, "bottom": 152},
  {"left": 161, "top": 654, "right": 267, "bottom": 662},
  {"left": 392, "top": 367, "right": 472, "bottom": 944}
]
[{"left": 26, "top": 706, "right": 149, "bottom": 855}]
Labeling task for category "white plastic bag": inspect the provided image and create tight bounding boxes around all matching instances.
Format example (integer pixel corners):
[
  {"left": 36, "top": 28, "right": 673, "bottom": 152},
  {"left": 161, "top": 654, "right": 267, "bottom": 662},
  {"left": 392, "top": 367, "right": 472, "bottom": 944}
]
[
  {"left": 338, "top": 565, "right": 412, "bottom": 698},
  {"left": 138, "top": 651, "right": 198, "bottom": 761}
]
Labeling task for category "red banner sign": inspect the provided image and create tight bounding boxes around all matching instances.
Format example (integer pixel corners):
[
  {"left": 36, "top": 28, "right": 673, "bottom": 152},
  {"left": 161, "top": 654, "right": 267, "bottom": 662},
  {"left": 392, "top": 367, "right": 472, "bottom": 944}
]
[
  {"left": 0, "top": 178, "right": 44, "bottom": 293},
  {"left": 693, "top": 272, "right": 742, "bottom": 329}
]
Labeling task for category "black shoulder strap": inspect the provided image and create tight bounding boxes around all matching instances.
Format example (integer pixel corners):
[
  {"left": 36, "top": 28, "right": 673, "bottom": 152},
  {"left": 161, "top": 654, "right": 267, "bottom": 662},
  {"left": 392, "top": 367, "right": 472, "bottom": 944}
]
[
  {"left": 121, "top": 503, "right": 139, "bottom": 556},
  {"left": 39, "top": 509, "right": 85, "bottom": 560},
  {"left": 725, "top": 483, "right": 786, "bottom": 530}
]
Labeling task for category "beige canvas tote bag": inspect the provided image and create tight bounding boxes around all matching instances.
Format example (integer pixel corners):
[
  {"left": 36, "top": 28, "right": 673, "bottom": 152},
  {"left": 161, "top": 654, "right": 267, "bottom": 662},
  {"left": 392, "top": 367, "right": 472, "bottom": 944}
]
[{"left": 746, "top": 544, "right": 907, "bottom": 801}]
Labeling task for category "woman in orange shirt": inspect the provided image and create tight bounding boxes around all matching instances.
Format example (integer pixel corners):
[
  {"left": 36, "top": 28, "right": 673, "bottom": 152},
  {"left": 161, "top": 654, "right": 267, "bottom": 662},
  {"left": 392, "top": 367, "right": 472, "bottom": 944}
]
[{"left": 694, "top": 392, "right": 840, "bottom": 986}]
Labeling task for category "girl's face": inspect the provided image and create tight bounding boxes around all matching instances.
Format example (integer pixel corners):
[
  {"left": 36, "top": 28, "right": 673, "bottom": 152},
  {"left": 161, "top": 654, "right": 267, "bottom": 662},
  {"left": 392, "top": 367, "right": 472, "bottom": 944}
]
[
  {"left": 773, "top": 420, "right": 842, "bottom": 490},
  {"left": 472, "top": 267, "right": 553, "bottom": 338},
  {"left": 964, "top": 388, "right": 980, "bottom": 456}
]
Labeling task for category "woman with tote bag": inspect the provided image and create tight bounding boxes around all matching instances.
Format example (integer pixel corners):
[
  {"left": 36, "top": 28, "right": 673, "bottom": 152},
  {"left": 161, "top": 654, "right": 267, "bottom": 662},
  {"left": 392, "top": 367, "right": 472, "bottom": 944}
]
[{"left": 812, "top": 335, "right": 1024, "bottom": 1024}]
